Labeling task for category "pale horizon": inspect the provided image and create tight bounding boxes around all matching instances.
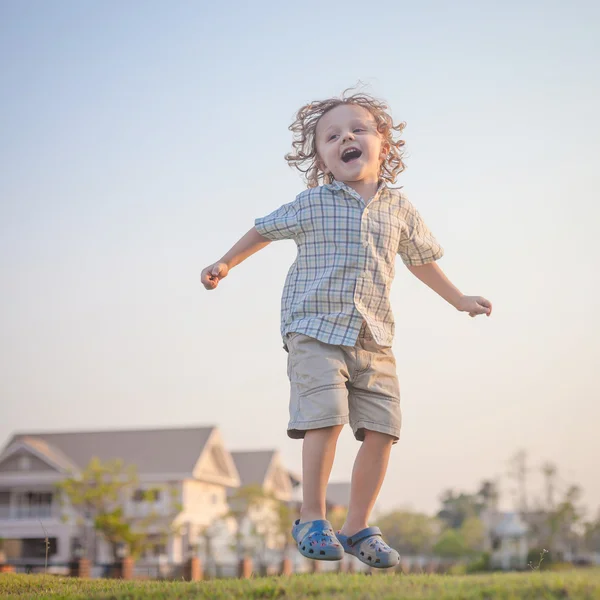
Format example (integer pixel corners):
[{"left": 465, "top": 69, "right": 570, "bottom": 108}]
[{"left": 1, "top": 1, "right": 599, "bottom": 519}]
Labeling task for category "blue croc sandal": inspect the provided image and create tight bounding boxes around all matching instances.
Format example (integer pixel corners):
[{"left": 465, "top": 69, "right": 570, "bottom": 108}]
[
  {"left": 291, "top": 519, "right": 344, "bottom": 561},
  {"left": 337, "top": 526, "right": 400, "bottom": 568}
]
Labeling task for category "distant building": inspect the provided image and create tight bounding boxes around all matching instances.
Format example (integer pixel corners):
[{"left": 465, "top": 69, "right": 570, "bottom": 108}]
[
  {"left": 226, "top": 450, "right": 296, "bottom": 569},
  {"left": 481, "top": 509, "right": 529, "bottom": 570},
  {"left": 325, "top": 482, "right": 351, "bottom": 527},
  {"left": 289, "top": 481, "right": 352, "bottom": 519},
  {"left": 0, "top": 426, "right": 244, "bottom": 568}
]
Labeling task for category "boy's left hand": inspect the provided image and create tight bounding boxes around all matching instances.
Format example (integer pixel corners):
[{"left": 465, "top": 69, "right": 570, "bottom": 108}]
[{"left": 456, "top": 295, "right": 492, "bottom": 318}]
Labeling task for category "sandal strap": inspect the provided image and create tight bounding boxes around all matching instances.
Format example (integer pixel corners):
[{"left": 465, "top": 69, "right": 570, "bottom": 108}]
[
  {"left": 346, "top": 526, "right": 382, "bottom": 547},
  {"left": 293, "top": 519, "right": 335, "bottom": 544}
]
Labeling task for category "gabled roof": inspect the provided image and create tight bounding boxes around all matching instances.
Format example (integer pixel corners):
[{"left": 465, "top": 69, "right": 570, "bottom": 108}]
[
  {"left": 18, "top": 436, "right": 78, "bottom": 472},
  {"left": 3, "top": 426, "right": 216, "bottom": 476},
  {"left": 230, "top": 450, "right": 275, "bottom": 488}
]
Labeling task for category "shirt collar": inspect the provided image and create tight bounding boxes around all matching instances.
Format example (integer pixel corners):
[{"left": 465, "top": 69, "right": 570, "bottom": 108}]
[{"left": 326, "top": 180, "right": 387, "bottom": 203}]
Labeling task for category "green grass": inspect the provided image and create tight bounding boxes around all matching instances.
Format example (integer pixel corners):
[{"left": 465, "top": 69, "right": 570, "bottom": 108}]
[{"left": 1, "top": 570, "right": 599, "bottom": 599}]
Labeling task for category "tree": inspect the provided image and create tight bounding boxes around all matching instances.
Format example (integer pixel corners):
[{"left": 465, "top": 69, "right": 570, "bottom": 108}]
[
  {"left": 56, "top": 457, "right": 180, "bottom": 561},
  {"left": 583, "top": 509, "right": 600, "bottom": 553},
  {"left": 541, "top": 462, "right": 558, "bottom": 510},
  {"left": 227, "top": 484, "right": 277, "bottom": 564},
  {"left": 433, "top": 528, "right": 467, "bottom": 558},
  {"left": 273, "top": 498, "right": 295, "bottom": 564},
  {"left": 546, "top": 485, "right": 584, "bottom": 555},
  {"left": 477, "top": 480, "right": 499, "bottom": 512},
  {"left": 437, "top": 490, "right": 482, "bottom": 529},
  {"left": 375, "top": 510, "right": 439, "bottom": 556},
  {"left": 197, "top": 522, "right": 216, "bottom": 564},
  {"left": 459, "top": 516, "right": 486, "bottom": 555}
]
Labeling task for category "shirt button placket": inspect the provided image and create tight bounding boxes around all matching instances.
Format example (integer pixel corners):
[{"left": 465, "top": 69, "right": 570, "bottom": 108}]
[{"left": 357, "top": 207, "right": 369, "bottom": 320}]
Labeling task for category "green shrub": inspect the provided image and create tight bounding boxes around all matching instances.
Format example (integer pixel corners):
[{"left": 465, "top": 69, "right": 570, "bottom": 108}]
[
  {"left": 447, "top": 563, "right": 467, "bottom": 575},
  {"left": 527, "top": 548, "right": 553, "bottom": 570},
  {"left": 467, "top": 552, "right": 491, "bottom": 573},
  {"left": 548, "top": 562, "right": 575, "bottom": 571}
]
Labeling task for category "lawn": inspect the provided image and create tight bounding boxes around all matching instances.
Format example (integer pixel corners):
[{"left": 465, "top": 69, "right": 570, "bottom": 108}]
[{"left": 1, "top": 570, "right": 599, "bottom": 599}]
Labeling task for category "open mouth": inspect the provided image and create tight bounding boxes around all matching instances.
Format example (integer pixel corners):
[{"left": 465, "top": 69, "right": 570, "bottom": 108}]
[{"left": 341, "top": 147, "right": 362, "bottom": 163}]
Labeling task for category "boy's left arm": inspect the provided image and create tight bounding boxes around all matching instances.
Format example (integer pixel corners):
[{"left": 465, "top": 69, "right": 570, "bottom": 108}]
[{"left": 406, "top": 262, "right": 492, "bottom": 317}]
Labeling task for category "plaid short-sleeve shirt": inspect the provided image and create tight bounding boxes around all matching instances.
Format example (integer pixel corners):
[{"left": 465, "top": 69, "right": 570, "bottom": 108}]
[{"left": 254, "top": 181, "right": 444, "bottom": 347}]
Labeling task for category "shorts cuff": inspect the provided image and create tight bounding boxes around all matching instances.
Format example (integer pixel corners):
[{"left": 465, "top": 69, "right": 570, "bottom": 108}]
[
  {"left": 287, "top": 415, "right": 349, "bottom": 439},
  {"left": 352, "top": 420, "right": 400, "bottom": 444}
]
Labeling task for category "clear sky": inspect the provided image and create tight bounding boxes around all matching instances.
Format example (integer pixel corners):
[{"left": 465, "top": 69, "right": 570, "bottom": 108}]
[{"left": 1, "top": 0, "right": 599, "bottom": 517}]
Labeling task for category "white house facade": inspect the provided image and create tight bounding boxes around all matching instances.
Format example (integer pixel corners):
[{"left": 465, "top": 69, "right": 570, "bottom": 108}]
[{"left": 0, "top": 426, "right": 242, "bottom": 570}]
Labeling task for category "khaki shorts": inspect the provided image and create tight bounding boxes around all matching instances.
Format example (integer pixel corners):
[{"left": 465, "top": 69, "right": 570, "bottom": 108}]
[{"left": 285, "top": 323, "right": 401, "bottom": 443}]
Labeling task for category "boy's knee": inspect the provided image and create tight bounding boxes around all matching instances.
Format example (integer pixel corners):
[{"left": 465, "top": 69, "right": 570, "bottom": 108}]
[
  {"left": 363, "top": 429, "right": 395, "bottom": 445},
  {"left": 323, "top": 424, "right": 344, "bottom": 438},
  {"left": 304, "top": 424, "right": 344, "bottom": 440}
]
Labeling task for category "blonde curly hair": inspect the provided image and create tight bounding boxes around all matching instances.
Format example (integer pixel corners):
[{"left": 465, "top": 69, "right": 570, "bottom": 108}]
[{"left": 285, "top": 89, "right": 406, "bottom": 188}]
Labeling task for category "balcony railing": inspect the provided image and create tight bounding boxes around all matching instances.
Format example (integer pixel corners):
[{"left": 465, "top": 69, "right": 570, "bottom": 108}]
[{"left": 0, "top": 505, "right": 56, "bottom": 519}]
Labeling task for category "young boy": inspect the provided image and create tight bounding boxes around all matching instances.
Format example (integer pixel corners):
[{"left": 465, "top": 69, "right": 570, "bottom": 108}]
[{"left": 201, "top": 91, "right": 492, "bottom": 568}]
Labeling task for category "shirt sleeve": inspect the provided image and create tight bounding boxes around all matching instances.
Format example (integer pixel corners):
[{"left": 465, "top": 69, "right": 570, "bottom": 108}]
[
  {"left": 254, "top": 200, "right": 300, "bottom": 241},
  {"left": 397, "top": 200, "right": 444, "bottom": 266}
]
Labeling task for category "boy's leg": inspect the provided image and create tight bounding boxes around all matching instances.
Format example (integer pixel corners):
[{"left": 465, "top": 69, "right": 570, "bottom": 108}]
[
  {"left": 285, "top": 333, "right": 350, "bottom": 524},
  {"left": 292, "top": 424, "right": 345, "bottom": 562},
  {"left": 342, "top": 325, "right": 400, "bottom": 535},
  {"left": 339, "top": 429, "right": 394, "bottom": 536},
  {"left": 334, "top": 326, "right": 401, "bottom": 567},
  {"left": 300, "top": 424, "right": 343, "bottom": 523}
]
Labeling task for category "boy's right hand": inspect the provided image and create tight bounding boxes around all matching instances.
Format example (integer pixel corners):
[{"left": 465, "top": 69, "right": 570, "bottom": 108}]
[{"left": 201, "top": 261, "right": 229, "bottom": 290}]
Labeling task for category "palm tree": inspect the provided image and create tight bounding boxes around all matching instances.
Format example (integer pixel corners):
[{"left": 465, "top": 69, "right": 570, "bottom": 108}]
[{"left": 478, "top": 480, "right": 499, "bottom": 512}]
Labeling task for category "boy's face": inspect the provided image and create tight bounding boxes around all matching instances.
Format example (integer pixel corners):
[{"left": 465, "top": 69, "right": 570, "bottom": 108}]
[{"left": 315, "top": 104, "right": 387, "bottom": 185}]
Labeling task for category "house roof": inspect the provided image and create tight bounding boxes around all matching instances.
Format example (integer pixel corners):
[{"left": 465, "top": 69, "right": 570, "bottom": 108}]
[
  {"left": 18, "top": 436, "right": 78, "bottom": 472},
  {"left": 3, "top": 426, "right": 216, "bottom": 476},
  {"left": 494, "top": 512, "right": 528, "bottom": 538},
  {"left": 230, "top": 450, "right": 275, "bottom": 488},
  {"left": 288, "top": 470, "right": 302, "bottom": 488}
]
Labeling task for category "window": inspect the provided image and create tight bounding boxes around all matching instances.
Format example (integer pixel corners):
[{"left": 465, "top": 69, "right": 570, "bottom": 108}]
[
  {"left": 133, "top": 488, "right": 161, "bottom": 503},
  {"left": 21, "top": 537, "right": 57, "bottom": 559},
  {"left": 143, "top": 535, "right": 167, "bottom": 558},
  {"left": 15, "top": 492, "right": 53, "bottom": 519},
  {"left": 4, "top": 537, "right": 58, "bottom": 559},
  {"left": 70, "top": 538, "right": 82, "bottom": 556},
  {"left": 0, "top": 491, "right": 9, "bottom": 519}
]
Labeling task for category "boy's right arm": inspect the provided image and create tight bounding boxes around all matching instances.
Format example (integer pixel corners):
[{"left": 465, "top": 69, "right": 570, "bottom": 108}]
[{"left": 201, "top": 227, "right": 271, "bottom": 290}]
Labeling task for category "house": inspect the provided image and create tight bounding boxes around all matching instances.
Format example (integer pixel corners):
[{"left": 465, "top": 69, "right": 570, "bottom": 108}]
[
  {"left": 288, "top": 481, "right": 351, "bottom": 529},
  {"left": 223, "top": 450, "right": 297, "bottom": 570},
  {"left": 326, "top": 482, "right": 351, "bottom": 528},
  {"left": 0, "top": 426, "right": 241, "bottom": 568},
  {"left": 481, "top": 509, "right": 529, "bottom": 570},
  {"left": 230, "top": 450, "right": 295, "bottom": 503}
]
